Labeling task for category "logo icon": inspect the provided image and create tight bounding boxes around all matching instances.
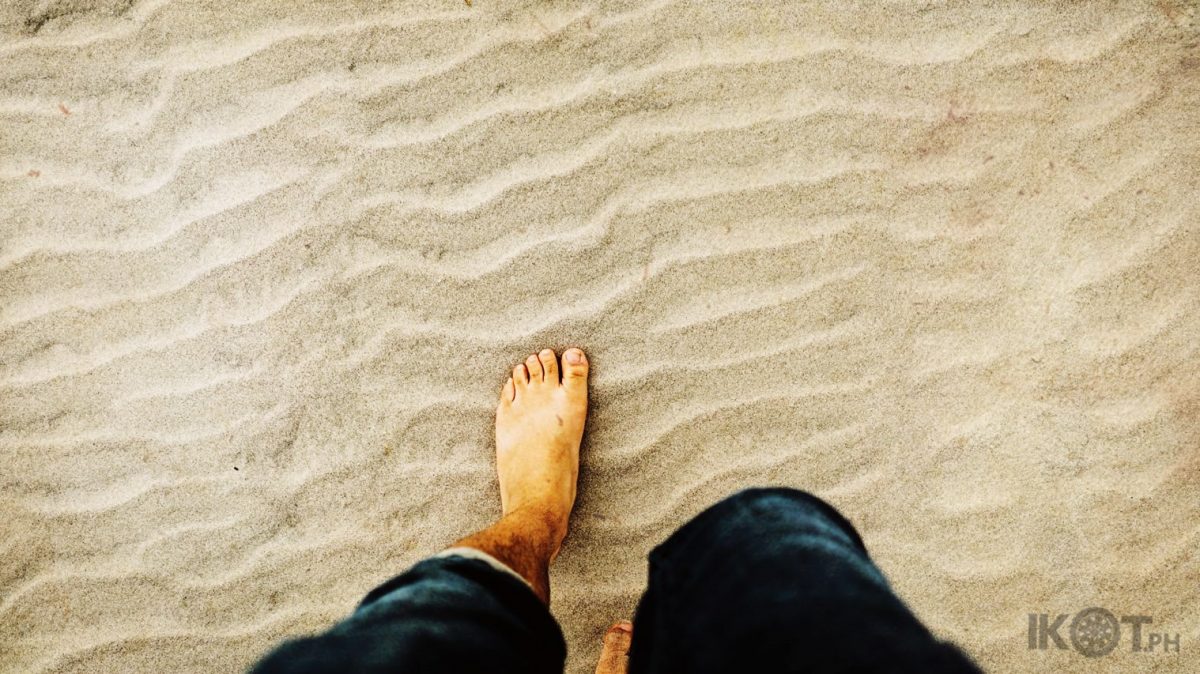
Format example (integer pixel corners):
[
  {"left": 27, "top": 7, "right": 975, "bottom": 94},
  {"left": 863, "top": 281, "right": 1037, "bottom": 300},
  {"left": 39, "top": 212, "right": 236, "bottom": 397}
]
[{"left": 1069, "top": 607, "right": 1120, "bottom": 658}]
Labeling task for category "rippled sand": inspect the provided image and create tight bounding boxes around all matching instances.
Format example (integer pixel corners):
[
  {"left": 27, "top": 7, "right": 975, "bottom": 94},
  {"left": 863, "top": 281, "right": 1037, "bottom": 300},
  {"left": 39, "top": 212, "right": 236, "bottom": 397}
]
[{"left": 2, "top": 1, "right": 1198, "bottom": 672}]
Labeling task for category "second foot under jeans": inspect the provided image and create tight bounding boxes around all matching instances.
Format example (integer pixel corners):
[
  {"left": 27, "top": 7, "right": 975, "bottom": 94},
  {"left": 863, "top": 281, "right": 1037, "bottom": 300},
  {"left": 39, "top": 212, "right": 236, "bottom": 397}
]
[{"left": 251, "top": 487, "right": 981, "bottom": 674}]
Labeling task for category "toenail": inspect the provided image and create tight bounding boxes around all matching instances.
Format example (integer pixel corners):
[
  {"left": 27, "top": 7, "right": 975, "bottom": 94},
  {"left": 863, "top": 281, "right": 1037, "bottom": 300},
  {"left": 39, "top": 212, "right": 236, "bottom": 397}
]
[{"left": 565, "top": 349, "right": 583, "bottom": 364}]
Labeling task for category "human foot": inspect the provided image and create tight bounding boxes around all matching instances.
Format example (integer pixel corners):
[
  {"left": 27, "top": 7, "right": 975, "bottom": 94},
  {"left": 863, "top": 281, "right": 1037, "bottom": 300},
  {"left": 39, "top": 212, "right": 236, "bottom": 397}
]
[
  {"left": 595, "top": 622, "right": 632, "bottom": 674},
  {"left": 495, "top": 348, "right": 589, "bottom": 556}
]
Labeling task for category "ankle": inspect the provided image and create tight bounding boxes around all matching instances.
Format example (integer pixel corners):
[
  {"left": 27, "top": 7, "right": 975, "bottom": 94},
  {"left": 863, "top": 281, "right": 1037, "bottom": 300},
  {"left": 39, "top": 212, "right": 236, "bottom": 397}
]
[{"left": 505, "top": 500, "right": 570, "bottom": 551}]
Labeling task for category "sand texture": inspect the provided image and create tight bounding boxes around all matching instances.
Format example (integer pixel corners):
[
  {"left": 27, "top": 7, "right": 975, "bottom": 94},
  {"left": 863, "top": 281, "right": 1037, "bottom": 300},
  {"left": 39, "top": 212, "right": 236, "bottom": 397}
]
[{"left": 2, "top": 1, "right": 1199, "bottom": 672}]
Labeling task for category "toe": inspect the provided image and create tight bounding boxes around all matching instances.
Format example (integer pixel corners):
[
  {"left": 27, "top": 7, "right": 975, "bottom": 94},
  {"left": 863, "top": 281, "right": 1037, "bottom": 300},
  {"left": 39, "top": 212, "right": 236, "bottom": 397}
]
[
  {"left": 539, "top": 349, "right": 559, "bottom": 383},
  {"left": 501, "top": 377, "right": 515, "bottom": 404},
  {"left": 525, "top": 353, "right": 543, "bottom": 382},
  {"left": 561, "top": 348, "right": 589, "bottom": 395},
  {"left": 513, "top": 363, "right": 529, "bottom": 391},
  {"left": 595, "top": 622, "right": 632, "bottom": 674}
]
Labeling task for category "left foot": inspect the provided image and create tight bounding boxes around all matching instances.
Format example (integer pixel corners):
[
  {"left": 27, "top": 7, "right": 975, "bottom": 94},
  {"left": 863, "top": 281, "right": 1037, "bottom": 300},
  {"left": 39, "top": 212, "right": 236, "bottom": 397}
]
[{"left": 494, "top": 348, "right": 590, "bottom": 555}]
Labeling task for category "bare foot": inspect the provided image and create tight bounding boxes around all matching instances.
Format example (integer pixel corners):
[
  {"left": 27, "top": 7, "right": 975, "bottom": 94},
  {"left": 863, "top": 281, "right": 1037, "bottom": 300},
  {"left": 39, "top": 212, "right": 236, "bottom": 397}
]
[
  {"left": 595, "top": 622, "right": 632, "bottom": 674},
  {"left": 495, "top": 348, "right": 589, "bottom": 558}
]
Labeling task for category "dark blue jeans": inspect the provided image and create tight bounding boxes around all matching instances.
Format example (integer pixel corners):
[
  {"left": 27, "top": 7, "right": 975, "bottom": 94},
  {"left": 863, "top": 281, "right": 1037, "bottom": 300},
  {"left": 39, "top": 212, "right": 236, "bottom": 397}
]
[{"left": 252, "top": 488, "right": 980, "bottom": 673}]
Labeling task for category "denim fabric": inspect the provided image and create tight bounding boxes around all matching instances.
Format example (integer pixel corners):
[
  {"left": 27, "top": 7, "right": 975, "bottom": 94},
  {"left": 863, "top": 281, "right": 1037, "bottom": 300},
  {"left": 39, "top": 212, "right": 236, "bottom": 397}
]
[
  {"left": 250, "top": 488, "right": 979, "bottom": 673},
  {"left": 628, "top": 488, "right": 980, "bottom": 673},
  {"left": 250, "top": 555, "right": 565, "bottom": 674}
]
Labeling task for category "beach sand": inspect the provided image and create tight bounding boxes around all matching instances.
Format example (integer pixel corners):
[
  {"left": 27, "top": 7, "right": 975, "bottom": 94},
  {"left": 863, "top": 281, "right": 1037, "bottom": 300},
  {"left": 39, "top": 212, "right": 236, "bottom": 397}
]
[{"left": 1, "top": 1, "right": 1198, "bottom": 672}]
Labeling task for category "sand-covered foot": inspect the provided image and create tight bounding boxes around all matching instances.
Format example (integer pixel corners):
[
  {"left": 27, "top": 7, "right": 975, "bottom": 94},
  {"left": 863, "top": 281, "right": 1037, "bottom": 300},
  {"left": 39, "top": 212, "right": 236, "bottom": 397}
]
[
  {"left": 496, "top": 348, "right": 589, "bottom": 552},
  {"left": 595, "top": 622, "right": 632, "bottom": 674}
]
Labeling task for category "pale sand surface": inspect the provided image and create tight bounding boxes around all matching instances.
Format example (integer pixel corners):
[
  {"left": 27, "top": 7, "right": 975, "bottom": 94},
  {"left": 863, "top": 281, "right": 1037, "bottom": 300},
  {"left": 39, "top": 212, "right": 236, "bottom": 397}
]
[{"left": 2, "top": 1, "right": 1198, "bottom": 672}]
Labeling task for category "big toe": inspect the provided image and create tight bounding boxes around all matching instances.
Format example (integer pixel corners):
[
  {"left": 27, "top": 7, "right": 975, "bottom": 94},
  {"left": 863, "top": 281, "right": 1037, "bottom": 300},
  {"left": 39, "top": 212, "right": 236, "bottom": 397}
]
[
  {"left": 595, "top": 622, "right": 632, "bottom": 674},
  {"left": 561, "top": 348, "right": 589, "bottom": 395}
]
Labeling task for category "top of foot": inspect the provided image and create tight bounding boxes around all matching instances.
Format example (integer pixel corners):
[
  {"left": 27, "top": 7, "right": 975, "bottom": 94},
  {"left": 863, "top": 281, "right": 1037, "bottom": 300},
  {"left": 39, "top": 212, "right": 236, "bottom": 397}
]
[{"left": 495, "top": 348, "right": 589, "bottom": 550}]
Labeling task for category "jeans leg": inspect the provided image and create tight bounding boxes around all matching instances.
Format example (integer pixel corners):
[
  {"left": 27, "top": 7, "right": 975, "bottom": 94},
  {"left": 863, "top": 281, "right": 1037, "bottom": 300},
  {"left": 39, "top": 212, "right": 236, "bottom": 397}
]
[
  {"left": 627, "top": 487, "right": 979, "bottom": 674},
  {"left": 249, "top": 555, "right": 565, "bottom": 674}
]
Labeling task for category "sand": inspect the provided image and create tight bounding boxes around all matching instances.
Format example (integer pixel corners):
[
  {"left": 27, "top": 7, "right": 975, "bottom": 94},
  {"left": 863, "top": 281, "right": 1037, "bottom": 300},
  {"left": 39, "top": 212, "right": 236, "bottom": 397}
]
[{"left": 1, "top": 1, "right": 1198, "bottom": 672}]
